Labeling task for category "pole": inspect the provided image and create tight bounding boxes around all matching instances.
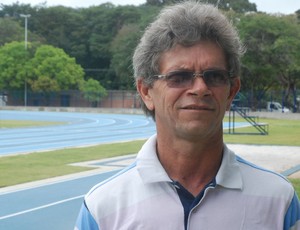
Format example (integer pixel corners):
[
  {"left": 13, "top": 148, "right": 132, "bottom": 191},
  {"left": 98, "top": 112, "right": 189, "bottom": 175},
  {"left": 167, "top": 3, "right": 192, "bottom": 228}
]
[
  {"left": 24, "top": 16, "right": 28, "bottom": 50},
  {"left": 20, "top": 14, "right": 31, "bottom": 107}
]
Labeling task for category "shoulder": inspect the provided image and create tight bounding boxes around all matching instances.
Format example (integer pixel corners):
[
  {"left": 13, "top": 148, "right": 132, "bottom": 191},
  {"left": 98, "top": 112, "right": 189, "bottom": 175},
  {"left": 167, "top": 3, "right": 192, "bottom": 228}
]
[
  {"left": 236, "top": 155, "right": 295, "bottom": 198},
  {"left": 84, "top": 161, "right": 147, "bottom": 218},
  {"left": 86, "top": 161, "right": 139, "bottom": 200}
]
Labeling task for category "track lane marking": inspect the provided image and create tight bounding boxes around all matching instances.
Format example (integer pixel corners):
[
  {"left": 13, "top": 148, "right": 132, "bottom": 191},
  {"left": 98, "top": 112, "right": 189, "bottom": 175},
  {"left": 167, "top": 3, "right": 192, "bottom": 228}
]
[{"left": 0, "top": 195, "right": 84, "bottom": 220}]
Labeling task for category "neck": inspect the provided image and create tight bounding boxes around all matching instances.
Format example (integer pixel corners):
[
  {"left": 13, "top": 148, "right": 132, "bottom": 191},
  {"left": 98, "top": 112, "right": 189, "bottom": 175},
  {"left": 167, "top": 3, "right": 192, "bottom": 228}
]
[{"left": 157, "top": 135, "right": 223, "bottom": 196}]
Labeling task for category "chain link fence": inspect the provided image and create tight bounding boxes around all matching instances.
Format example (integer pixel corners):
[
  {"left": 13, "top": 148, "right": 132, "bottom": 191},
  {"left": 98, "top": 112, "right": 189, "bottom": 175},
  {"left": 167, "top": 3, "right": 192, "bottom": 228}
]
[
  {"left": 1, "top": 89, "right": 299, "bottom": 113},
  {"left": 0, "top": 90, "right": 141, "bottom": 109}
]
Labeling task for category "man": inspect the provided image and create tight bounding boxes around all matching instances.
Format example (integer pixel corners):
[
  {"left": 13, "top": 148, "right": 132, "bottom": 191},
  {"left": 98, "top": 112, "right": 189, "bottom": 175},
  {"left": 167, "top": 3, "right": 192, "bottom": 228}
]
[{"left": 75, "top": 1, "right": 300, "bottom": 229}]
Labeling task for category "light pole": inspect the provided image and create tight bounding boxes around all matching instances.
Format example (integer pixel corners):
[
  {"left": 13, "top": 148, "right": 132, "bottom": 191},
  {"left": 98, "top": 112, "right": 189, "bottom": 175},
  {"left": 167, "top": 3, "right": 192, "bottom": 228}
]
[{"left": 20, "top": 14, "right": 31, "bottom": 107}]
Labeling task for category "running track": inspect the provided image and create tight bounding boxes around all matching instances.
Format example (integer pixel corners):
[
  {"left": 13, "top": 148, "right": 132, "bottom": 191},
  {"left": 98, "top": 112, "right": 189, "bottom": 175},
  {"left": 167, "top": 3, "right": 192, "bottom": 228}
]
[
  {"left": 0, "top": 170, "right": 120, "bottom": 229},
  {"left": 0, "top": 110, "right": 247, "bottom": 229},
  {"left": 0, "top": 110, "right": 157, "bottom": 230},
  {"left": 0, "top": 110, "right": 156, "bottom": 156}
]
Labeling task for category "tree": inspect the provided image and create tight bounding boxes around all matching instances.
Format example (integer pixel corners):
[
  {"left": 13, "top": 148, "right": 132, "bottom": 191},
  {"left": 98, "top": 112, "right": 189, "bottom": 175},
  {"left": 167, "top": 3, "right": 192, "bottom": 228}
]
[
  {"left": 79, "top": 78, "right": 107, "bottom": 107},
  {"left": 146, "top": 0, "right": 182, "bottom": 5},
  {"left": 110, "top": 24, "right": 140, "bottom": 90},
  {"left": 31, "top": 6, "right": 85, "bottom": 54},
  {"left": 146, "top": 0, "right": 257, "bottom": 13},
  {"left": 0, "top": 17, "right": 24, "bottom": 46},
  {"left": 0, "top": 41, "right": 33, "bottom": 90},
  {"left": 214, "top": 0, "right": 256, "bottom": 13},
  {"left": 237, "top": 13, "right": 278, "bottom": 108},
  {"left": 0, "top": 2, "right": 36, "bottom": 18},
  {"left": 29, "top": 45, "right": 85, "bottom": 91},
  {"left": 0, "top": 16, "right": 44, "bottom": 46},
  {"left": 79, "top": 4, "right": 145, "bottom": 88},
  {"left": 237, "top": 13, "right": 300, "bottom": 110},
  {"left": 271, "top": 16, "right": 300, "bottom": 111},
  {"left": 109, "top": 5, "right": 160, "bottom": 90},
  {"left": 0, "top": 42, "right": 85, "bottom": 92},
  {"left": 296, "top": 9, "right": 300, "bottom": 23}
]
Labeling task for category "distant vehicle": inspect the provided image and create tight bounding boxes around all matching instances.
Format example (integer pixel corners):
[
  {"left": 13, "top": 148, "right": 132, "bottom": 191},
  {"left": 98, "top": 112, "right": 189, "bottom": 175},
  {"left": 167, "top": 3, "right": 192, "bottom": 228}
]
[{"left": 267, "top": 101, "right": 290, "bottom": 113}]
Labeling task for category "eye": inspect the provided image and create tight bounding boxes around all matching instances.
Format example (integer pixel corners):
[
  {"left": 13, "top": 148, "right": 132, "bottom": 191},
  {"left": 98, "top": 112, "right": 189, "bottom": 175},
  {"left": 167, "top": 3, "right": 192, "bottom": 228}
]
[
  {"left": 166, "top": 71, "right": 193, "bottom": 85},
  {"left": 204, "top": 70, "right": 229, "bottom": 85}
]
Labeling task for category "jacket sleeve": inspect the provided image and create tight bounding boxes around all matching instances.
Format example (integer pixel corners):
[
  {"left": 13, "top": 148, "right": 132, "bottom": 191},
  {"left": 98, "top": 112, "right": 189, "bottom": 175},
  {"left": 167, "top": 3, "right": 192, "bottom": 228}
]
[
  {"left": 75, "top": 201, "right": 99, "bottom": 230},
  {"left": 284, "top": 192, "right": 300, "bottom": 230}
]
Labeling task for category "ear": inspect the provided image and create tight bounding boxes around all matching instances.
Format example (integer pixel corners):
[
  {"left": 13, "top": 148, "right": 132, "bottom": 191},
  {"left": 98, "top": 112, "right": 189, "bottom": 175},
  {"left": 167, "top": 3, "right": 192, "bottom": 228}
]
[
  {"left": 226, "top": 77, "right": 241, "bottom": 111},
  {"left": 136, "top": 79, "right": 155, "bottom": 111}
]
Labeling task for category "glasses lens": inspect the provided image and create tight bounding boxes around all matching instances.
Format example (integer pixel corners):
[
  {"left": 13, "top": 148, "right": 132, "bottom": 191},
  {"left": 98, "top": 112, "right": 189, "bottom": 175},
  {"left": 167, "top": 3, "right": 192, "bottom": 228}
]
[
  {"left": 165, "top": 71, "right": 194, "bottom": 88},
  {"left": 158, "top": 70, "right": 230, "bottom": 88},
  {"left": 203, "top": 70, "right": 230, "bottom": 87}
]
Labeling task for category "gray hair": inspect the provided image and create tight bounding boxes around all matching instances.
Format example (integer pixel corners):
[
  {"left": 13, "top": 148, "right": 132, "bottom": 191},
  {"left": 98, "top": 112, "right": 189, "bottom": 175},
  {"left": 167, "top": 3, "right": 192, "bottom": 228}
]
[{"left": 133, "top": 1, "right": 244, "bottom": 118}]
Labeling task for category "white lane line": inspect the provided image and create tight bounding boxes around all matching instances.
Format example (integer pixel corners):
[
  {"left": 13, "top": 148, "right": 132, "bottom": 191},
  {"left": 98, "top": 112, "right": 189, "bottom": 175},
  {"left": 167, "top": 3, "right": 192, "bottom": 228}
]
[{"left": 0, "top": 195, "right": 84, "bottom": 220}]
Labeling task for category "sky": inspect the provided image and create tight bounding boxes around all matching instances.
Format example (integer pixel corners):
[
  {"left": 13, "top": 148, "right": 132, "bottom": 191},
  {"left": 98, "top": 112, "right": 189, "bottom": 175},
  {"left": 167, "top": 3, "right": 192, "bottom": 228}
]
[{"left": 1, "top": 0, "right": 300, "bottom": 14}]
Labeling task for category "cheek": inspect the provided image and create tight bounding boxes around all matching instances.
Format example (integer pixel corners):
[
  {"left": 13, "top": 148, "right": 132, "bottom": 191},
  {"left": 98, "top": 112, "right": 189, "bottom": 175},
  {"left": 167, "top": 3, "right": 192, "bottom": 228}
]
[
  {"left": 215, "top": 88, "right": 232, "bottom": 111},
  {"left": 148, "top": 86, "right": 166, "bottom": 111},
  {"left": 152, "top": 87, "right": 181, "bottom": 117}
]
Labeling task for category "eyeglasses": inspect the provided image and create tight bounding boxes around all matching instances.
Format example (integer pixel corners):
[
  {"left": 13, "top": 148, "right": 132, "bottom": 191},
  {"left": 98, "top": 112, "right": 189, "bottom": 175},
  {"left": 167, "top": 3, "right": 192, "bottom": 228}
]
[{"left": 153, "top": 70, "right": 233, "bottom": 88}]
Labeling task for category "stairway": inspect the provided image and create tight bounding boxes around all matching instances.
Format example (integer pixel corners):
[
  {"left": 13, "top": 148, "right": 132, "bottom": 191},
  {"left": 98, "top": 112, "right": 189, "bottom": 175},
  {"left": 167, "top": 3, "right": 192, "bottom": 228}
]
[{"left": 228, "top": 105, "right": 269, "bottom": 135}]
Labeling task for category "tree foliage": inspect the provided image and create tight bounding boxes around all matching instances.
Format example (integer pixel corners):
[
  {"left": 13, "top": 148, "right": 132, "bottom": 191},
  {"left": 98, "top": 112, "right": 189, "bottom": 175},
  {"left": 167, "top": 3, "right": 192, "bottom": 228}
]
[
  {"left": 0, "top": 41, "right": 31, "bottom": 90},
  {"left": 146, "top": 0, "right": 256, "bottom": 12},
  {"left": 29, "top": 45, "right": 85, "bottom": 91},
  {"left": 0, "top": 18, "right": 24, "bottom": 46},
  {"left": 215, "top": 0, "right": 256, "bottom": 13},
  {"left": 80, "top": 78, "right": 107, "bottom": 106},
  {"left": 0, "top": 1, "right": 299, "bottom": 111},
  {"left": 0, "top": 42, "right": 85, "bottom": 92},
  {"left": 236, "top": 13, "right": 300, "bottom": 109}
]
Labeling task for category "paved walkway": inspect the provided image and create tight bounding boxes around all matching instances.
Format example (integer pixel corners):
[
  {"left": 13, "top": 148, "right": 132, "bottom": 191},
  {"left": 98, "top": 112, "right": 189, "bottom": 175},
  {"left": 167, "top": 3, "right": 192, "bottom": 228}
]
[
  {"left": 227, "top": 144, "right": 300, "bottom": 178},
  {"left": 71, "top": 144, "right": 300, "bottom": 178}
]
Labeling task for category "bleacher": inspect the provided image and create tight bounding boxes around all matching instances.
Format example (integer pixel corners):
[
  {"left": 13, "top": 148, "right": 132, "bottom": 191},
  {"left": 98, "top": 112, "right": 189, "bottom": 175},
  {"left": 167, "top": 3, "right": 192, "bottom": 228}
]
[{"left": 228, "top": 105, "right": 269, "bottom": 135}]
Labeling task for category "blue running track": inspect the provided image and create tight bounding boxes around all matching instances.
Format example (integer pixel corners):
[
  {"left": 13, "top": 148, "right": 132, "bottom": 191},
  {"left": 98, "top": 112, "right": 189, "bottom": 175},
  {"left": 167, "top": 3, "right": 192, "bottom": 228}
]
[
  {"left": 0, "top": 110, "right": 156, "bottom": 156},
  {"left": 0, "top": 110, "right": 248, "bottom": 229}
]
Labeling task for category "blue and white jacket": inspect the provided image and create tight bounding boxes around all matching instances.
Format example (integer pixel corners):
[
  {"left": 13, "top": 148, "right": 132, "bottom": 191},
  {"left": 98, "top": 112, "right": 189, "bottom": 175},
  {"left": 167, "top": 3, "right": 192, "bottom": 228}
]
[{"left": 75, "top": 134, "right": 300, "bottom": 230}]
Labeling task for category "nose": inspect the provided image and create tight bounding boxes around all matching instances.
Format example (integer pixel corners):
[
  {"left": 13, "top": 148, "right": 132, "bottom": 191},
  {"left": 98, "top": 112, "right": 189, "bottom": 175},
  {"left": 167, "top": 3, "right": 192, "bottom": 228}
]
[{"left": 188, "top": 75, "right": 212, "bottom": 96}]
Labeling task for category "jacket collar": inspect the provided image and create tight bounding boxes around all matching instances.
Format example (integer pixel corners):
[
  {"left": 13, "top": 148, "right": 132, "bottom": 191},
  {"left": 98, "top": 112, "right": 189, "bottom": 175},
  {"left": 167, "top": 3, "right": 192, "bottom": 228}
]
[
  {"left": 136, "top": 134, "right": 243, "bottom": 190},
  {"left": 136, "top": 135, "right": 172, "bottom": 184},
  {"left": 216, "top": 145, "right": 243, "bottom": 190}
]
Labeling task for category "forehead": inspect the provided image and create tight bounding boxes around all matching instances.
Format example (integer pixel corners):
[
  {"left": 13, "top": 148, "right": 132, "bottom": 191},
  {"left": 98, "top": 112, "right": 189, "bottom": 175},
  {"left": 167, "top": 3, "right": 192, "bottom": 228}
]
[{"left": 159, "top": 41, "right": 227, "bottom": 72}]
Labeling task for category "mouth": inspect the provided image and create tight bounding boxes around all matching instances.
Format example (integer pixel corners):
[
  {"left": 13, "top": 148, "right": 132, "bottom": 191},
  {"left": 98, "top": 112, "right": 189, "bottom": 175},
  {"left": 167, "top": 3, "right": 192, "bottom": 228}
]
[{"left": 181, "top": 105, "right": 213, "bottom": 111}]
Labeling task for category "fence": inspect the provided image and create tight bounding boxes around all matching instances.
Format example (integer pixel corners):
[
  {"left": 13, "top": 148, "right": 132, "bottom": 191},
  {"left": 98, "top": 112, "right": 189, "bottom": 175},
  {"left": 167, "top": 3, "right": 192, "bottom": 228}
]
[
  {"left": 1, "top": 90, "right": 141, "bottom": 109},
  {"left": 233, "top": 90, "right": 300, "bottom": 113},
  {"left": 1, "top": 89, "right": 299, "bottom": 112}
]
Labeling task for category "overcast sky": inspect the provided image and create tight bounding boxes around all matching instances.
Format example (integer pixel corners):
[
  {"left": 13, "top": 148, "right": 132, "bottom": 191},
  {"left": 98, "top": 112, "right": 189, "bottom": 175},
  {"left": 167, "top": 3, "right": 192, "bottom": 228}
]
[{"left": 1, "top": 0, "right": 300, "bottom": 14}]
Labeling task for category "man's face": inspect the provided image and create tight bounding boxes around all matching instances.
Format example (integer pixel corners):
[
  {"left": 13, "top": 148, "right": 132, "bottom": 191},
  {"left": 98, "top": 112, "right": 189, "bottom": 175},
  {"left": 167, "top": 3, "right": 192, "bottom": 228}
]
[{"left": 138, "top": 41, "right": 240, "bottom": 141}]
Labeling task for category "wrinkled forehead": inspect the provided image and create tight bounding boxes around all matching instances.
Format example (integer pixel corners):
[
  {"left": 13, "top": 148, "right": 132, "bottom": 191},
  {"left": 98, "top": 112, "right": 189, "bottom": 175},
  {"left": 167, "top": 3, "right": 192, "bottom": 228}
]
[{"left": 158, "top": 41, "right": 227, "bottom": 72}]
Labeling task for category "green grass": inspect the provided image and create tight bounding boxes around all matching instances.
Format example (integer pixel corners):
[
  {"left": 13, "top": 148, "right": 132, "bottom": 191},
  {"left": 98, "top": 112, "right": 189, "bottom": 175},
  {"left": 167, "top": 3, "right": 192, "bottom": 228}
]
[
  {"left": 0, "top": 140, "right": 145, "bottom": 187},
  {"left": 0, "top": 120, "right": 64, "bottom": 128},
  {"left": 224, "top": 118, "right": 300, "bottom": 146},
  {"left": 290, "top": 178, "right": 300, "bottom": 198},
  {"left": 0, "top": 118, "right": 299, "bottom": 196}
]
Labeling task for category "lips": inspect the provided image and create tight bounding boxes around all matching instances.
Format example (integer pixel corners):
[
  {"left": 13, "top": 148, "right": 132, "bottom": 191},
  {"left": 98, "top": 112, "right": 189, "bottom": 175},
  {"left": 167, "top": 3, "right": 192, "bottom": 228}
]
[{"left": 182, "top": 104, "right": 213, "bottom": 110}]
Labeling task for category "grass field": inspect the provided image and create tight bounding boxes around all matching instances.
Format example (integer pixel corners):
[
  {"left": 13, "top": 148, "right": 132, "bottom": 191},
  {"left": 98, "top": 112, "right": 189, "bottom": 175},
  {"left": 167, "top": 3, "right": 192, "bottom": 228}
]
[
  {"left": 0, "top": 118, "right": 299, "bottom": 197},
  {"left": 224, "top": 118, "right": 300, "bottom": 146},
  {"left": 290, "top": 178, "right": 300, "bottom": 198},
  {"left": 0, "top": 120, "right": 64, "bottom": 128},
  {"left": 0, "top": 140, "right": 145, "bottom": 187}
]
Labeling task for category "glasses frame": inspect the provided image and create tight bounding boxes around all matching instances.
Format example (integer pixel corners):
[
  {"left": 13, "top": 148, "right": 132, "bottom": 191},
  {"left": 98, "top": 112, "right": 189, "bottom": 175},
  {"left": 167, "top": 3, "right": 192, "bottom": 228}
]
[{"left": 153, "top": 69, "right": 235, "bottom": 88}]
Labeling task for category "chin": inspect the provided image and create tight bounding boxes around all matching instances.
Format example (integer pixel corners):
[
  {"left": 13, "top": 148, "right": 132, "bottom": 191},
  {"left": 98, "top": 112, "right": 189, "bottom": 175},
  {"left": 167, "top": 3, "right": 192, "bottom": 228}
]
[{"left": 180, "top": 122, "right": 222, "bottom": 137}]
